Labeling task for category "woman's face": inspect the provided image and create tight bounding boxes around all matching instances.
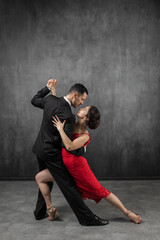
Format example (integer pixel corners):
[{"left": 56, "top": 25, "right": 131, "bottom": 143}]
[{"left": 77, "top": 106, "right": 91, "bottom": 119}]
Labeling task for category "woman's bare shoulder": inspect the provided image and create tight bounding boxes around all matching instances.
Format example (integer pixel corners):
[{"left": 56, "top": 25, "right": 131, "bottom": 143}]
[{"left": 83, "top": 129, "right": 89, "bottom": 134}]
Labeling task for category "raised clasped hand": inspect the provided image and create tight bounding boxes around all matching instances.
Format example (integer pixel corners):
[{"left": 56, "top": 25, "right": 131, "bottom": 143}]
[{"left": 47, "top": 78, "right": 57, "bottom": 90}]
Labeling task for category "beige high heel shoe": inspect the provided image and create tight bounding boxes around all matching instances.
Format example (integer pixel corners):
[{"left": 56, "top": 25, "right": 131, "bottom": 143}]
[
  {"left": 126, "top": 210, "right": 142, "bottom": 224},
  {"left": 47, "top": 206, "right": 60, "bottom": 221}
]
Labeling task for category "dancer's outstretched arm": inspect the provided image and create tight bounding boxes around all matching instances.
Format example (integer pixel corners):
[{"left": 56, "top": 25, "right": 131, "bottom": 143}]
[
  {"left": 52, "top": 115, "right": 89, "bottom": 151},
  {"left": 31, "top": 78, "right": 57, "bottom": 109},
  {"left": 31, "top": 86, "right": 50, "bottom": 109}
]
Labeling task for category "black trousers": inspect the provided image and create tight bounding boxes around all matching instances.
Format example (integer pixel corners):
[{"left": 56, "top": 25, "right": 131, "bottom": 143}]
[{"left": 34, "top": 154, "right": 95, "bottom": 224}]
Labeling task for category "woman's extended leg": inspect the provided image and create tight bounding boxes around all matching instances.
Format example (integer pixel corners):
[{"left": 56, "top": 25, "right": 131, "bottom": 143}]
[
  {"left": 105, "top": 193, "right": 142, "bottom": 224},
  {"left": 35, "top": 169, "right": 59, "bottom": 221}
]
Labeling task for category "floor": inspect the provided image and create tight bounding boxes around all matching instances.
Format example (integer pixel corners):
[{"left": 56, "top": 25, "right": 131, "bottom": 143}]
[{"left": 0, "top": 180, "right": 160, "bottom": 240}]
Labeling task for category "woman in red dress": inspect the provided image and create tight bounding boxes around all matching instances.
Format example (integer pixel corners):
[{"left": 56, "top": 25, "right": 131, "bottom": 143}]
[{"left": 35, "top": 82, "right": 142, "bottom": 224}]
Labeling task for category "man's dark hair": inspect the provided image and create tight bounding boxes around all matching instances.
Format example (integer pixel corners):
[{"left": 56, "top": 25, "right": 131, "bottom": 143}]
[{"left": 68, "top": 83, "right": 88, "bottom": 96}]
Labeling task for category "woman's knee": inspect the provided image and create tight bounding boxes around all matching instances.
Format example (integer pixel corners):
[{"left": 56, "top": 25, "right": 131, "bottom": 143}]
[
  {"left": 35, "top": 169, "right": 54, "bottom": 183},
  {"left": 35, "top": 172, "right": 45, "bottom": 183}
]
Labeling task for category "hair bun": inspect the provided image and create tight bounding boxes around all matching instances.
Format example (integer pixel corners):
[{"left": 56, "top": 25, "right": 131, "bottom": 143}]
[
  {"left": 88, "top": 119, "right": 100, "bottom": 129},
  {"left": 87, "top": 106, "right": 100, "bottom": 130}
]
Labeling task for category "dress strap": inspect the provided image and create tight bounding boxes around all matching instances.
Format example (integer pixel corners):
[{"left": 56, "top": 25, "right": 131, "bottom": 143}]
[{"left": 72, "top": 132, "right": 90, "bottom": 147}]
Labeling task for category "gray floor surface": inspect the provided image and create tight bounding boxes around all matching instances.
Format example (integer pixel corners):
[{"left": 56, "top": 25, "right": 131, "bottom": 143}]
[{"left": 0, "top": 180, "right": 160, "bottom": 240}]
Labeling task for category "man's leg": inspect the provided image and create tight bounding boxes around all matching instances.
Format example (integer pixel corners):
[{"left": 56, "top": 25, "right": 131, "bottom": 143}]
[
  {"left": 34, "top": 157, "right": 53, "bottom": 220},
  {"left": 46, "top": 155, "right": 106, "bottom": 225}
]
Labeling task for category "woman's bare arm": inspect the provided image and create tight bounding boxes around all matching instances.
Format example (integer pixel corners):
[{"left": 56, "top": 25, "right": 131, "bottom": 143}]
[
  {"left": 52, "top": 116, "right": 89, "bottom": 151},
  {"left": 47, "top": 79, "right": 57, "bottom": 96}
]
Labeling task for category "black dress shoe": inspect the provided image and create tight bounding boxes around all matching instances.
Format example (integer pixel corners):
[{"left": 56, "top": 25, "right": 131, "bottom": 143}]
[{"left": 81, "top": 215, "right": 109, "bottom": 226}]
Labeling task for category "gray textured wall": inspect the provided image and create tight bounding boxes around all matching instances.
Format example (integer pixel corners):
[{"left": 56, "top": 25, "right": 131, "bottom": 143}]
[{"left": 0, "top": 0, "right": 160, "bottom": 179}]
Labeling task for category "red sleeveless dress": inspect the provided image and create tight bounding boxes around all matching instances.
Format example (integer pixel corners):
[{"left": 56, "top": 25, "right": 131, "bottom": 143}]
[{"left": 62, "top": 133, "right": 111, "bottom": 203}]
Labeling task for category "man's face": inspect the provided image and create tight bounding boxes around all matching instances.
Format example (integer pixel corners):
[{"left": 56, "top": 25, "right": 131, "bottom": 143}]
[{"left": 71, "top": 92, "right": 88, "bottom": 108}]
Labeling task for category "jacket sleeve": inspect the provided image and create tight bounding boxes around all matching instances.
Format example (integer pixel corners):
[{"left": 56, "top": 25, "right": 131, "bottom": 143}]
[
  {"left": 63, "top": 117, "right": 85, "bottom": 156},
  {"left": 31, "top": 86, "right": 50, "bottom": 109}
]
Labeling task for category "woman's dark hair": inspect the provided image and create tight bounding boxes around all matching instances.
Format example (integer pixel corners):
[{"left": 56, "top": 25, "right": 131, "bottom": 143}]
[
  {"left": 86, "top": 106, "right": 100, "bottom": 129},
  {"left": 69, "top": 83, "right": 88, "bottom": 96}
]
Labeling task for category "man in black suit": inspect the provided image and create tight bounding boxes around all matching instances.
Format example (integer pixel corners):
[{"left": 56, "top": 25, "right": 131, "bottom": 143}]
[{"left": 31, "top": 79, "right": 108, "bottom": 226}]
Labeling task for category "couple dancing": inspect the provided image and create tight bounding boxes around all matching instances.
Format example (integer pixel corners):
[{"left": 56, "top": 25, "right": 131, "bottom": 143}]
[{"left": 31, "top": 79, "right": 142, "bottom": 226}]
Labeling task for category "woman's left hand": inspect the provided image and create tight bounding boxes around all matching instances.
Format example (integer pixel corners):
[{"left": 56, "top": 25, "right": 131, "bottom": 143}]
[{"left": 52, "top": 115, "right": 66, "bottom": 131}]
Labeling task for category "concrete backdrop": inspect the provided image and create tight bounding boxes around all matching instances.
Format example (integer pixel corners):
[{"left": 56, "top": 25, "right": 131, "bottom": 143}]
[{"left": 0, "top": 0, "right": 160, "bottom": 179}]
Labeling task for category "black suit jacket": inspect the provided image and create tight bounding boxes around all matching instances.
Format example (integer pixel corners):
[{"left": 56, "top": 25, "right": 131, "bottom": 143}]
[{"left": 31, "top": 86, "right": 84, "bottom": 160}]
